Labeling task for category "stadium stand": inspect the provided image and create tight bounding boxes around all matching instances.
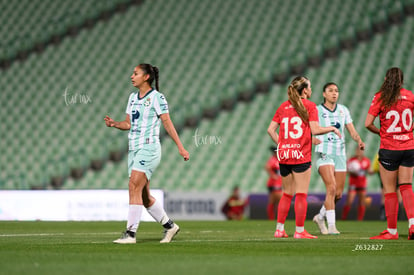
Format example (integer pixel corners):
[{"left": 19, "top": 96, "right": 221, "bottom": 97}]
[
  {"left": 1, "top": 0, "right": 414, "bottom": 192},
  {"left": 0, "top": 0, "right": 141, "bottom": 68}
]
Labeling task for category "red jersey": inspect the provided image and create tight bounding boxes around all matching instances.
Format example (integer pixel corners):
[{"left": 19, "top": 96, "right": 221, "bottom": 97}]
[
  {"left": 347, "top": 156, "right": 371, "bottom": 188},
  {"left": 266, "top": 155, "right": 282, "bottom": 188},
  {"left": 272, "top": 99, "right": 319, "bottom": 164},
  {"left": 221, "top": 196, "right": 247, "bottom": 219},
  {"left": 368, "top": 88, "right": 414, "bottom": 150}
]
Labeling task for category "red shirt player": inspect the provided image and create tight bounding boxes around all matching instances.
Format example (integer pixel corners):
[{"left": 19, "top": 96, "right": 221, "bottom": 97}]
[
  {"left": 267, "top": 76, "right": 340, "bottom": 239},
  {"left": 265, "top": 147, "right": 282, "bottom": 220},
  {"left": 221, "top": 186, "right": 248, "bottom": 220},
  {"left": 342, "top": 147, "right": 373, "bottom": 221},
  {"left": 365, "top": 67, "right": 414, "bottom": 240}
]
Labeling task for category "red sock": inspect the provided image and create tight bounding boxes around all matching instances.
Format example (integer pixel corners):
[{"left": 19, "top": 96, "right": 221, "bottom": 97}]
[
  {"left": 294, "top": 193, "right": 307, "bottom": 227},
  {"left": 267, "top": 203, "right": 275, "bottom": 220},
  {"left": 277, "top": 193, "right": 293, "bottom": 224},
  {"left": 342, "top": 205, "right": 351, "bottom": 220},
  {"left": 399, "top": 184, "right": 414, "bottom": 219},
  {"left": 384, "top": 192, "right": 398, "bottom": 229},
  {"left": 357, "top": 205, "right": 366, "bottom": 221}
]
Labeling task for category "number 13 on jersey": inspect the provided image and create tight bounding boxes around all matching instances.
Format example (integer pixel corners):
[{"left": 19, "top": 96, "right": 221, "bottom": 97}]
[{"left": 281, "top": 116, "right": 304, "bottom": 139}]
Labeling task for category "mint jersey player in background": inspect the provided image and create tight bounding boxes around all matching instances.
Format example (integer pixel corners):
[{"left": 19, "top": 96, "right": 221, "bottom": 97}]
[
  {"left": 312, "top": 82, "right": 365, "bottom": 235},
  {"left": 267, "top": 76, "right": 340, "bottom": 239},
  {"left": 265, "top": 146, "right": 282, "bottom": 220},
  {"left": 365, "top": 67, "right": 414, "bottom": 240},
  {"left": 342, "top": 147, "right": 373, "bottom": 221},
  {"left": 105, "top": 64, "right": 189, "bottom": 244}
]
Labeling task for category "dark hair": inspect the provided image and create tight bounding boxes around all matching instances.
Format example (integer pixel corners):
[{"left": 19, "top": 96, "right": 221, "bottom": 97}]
[
  {"left": 323, "top": 82, "right": 338, "bottom": 92},
  {"left": 322, "top": 82, "right": 339, "bottom": 103},
  {"left": 138, "top": 63, "right": 160, "bottom": 91},
  {"left": 379, "top": 67, "right": 404, "bottom": 109},
  {"left": 288, "top": 76, "right": 309, "bottom": 122}
]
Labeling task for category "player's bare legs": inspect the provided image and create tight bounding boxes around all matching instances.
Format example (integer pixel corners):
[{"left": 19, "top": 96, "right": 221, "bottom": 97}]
[
  {"left": 371, "top": 164, "right": 399, "bottom": 240},
  {"left": 267, "top": 191, "right": 282, "bottom": 220},
  {"left": 314, "top": 165, "right": 337, "bottom": 234},
  {"left": 142, "top": 178, "right": 180, "bottom": 243},
  {"left": 292, "top": 169, "right": 317, "bottom": 239},
  {"left": 357, "top": 190, "right": 366, "bottom": 221},
  {"left": 342, "top": 191, "right": 356, "bottom": 220},
  {"left": 274, "top": 174, "right": 294, "bottom": 238},
  {"left": 113, "top": 171, "right": 147, "bottom": 244}
]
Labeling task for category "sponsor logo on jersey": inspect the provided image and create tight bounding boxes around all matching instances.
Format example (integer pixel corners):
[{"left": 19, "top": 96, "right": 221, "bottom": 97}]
[
  {"left": 331, "top": 121, "right": 341, "bottom": 129},
  {"left": 275, "top": 143, "right": 305, "bottom": 161},
  {"left": 144, "top": 97, "right": 151, "bottom": 107},
  {"left": 160, "top": 103, "right": 168, "bottom": 111},
  {"left": 393, "top": 134, "right": 410, "bottom": 141}
]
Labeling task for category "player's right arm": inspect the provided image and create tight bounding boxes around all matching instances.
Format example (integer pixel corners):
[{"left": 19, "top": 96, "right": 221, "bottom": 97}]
[
  {"left": 104, "top": 114, "right": 131, "bottom": 130},
  {"left": 312, "top": 136, "right": 322, "bottom": 145},
  {"left": 309, "top": 121, "right": 341, "bottom": 137},
  {"left": 267, "top": 121, "right": 279, "bottom": 145},
  {"left": 365, "top": 113, "right": 380, "bottom": 135}
]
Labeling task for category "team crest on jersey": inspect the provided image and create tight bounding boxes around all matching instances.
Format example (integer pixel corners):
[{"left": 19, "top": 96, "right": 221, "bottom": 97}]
[{"left": 144, "top": 97, "right": 151, "bottom": 107}]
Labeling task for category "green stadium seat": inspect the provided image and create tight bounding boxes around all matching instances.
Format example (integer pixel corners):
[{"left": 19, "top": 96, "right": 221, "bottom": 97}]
[{"left": 2, "top": 0, "right": 414, "bottom": 192}]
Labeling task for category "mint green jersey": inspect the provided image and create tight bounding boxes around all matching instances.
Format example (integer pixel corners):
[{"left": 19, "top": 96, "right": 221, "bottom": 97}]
[
  {"left": 125, "top": 89, "right": 169, "bottom": 150},
  {"left": 314, "top": 103, "right": 352, "bottom": 156}
]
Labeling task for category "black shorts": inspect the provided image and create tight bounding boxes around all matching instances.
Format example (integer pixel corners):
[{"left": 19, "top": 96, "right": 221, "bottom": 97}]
[
  {"left": 268, "top": 186, "right": 283, "bottom": 193},
  {"left": 378, "top": 149, "right": 414, "bottom": 171},
  {"left": 279, "top": 162, "right": 311, "bottom": 177}
]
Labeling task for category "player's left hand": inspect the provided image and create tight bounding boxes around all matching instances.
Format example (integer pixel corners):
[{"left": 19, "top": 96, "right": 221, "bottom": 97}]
[
  {"left": 312, "top": 137, "right": 322, "bottom": 145},
  {"left": 179, "top": 148, "right": 190, "bottom": 161},
  {"left": 104, "top": 115, "right": 115, "bottom": 127},
  {"left": 359, "top": 141, "right": 365, "bottom": 150}
]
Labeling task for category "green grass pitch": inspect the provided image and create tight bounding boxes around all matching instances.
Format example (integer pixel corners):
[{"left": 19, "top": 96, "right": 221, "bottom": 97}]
[{"left": 0, "top": 220, "right": 413, "bottom": 275}]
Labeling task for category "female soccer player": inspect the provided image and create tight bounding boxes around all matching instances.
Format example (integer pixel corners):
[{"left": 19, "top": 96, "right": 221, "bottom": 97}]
[
  {"left": 341, "top": 147, "right": 373, "bottom": 221},
  {"left": 105, "top": 64, "right": 189, "bottom": 244},
  {"left": 221, "top": 186, "right": 249, "bottom": 220},
  {"left": 312, "top": 82, "right": 365, "bottom": 235},
  {"left": 365, "top": 67, "right": 414, "bottom": 240},
  {"left": 267, "top": 76, "right": 340, "bottom": 239},
  {"left": 265, "top": 147, "right": 283, "bottom": 220}
]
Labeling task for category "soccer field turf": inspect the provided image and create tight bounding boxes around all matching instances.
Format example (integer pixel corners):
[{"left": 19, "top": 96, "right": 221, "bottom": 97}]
[{"left": 0, "top": 220, "right": 413, "bottom": 275}]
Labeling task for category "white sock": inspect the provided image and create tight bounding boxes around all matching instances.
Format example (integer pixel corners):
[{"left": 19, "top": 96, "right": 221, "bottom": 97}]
[
  {"left": 326, "top": 210, "right": 336, "bottom": 227},
  {"left": 409, "top": 218, "right": 414, "bottom": 227},
  {"left": 296, "top": 226, "right": 304, "bottom": 233},
  {"left": 146, "top": 199, "right": 170, "bottom": 225},
  {"left": 387, "top": 228, "right": 398, "bottom": 235},
  {"left": 318, "top": 205, "right": 326, "bottom": 220},
  {"left": 276, "top": 223, "right": 284, "bottom": 231},
  {"left": 127, "top": 204, "right": 143, "bottom": 233}
]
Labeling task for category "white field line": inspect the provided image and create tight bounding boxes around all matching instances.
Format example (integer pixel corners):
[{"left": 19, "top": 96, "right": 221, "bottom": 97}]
[
  {"left": 0, "top": 231, "right": 373, "bottom": 241},
  {"left": 0, "top": 232, "right": 119, "bottom": 237}
]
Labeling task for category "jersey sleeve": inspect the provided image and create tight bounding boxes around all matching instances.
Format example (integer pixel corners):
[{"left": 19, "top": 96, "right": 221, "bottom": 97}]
[
  {"left": 368, "top": 92, "right": 381, "bottom": 117},
  {"left": 272, "top": 103, "right": 285, "bottom": 124},
  {"left": 307, "top": 101, "right": 319, "bottom": 122},
  {"left": 272, "top": 106, "right": 281, "bottom": 123},
  {"left": 125, "top": 93, "right": 134, "bottom": 115},
  {"left": 154, "top": 93, "right": 169, "bottom": 116},
  {"left": 343, "top": 105, "right": 353, "bottom": 124}
]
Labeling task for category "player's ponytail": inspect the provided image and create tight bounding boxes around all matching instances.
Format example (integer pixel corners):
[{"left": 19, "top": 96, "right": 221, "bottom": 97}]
[
  {"left": 379, "top": 67, "right": 403, "bottom": 109},
  {"left": 288, "top": 76, "right": 309, "bottom": 122},
  {"left": 153, "top": 66, "right": 160, "bottom": 91},
  {"left": 138, "top": 63, "right": 160, "bottom": 91}
]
